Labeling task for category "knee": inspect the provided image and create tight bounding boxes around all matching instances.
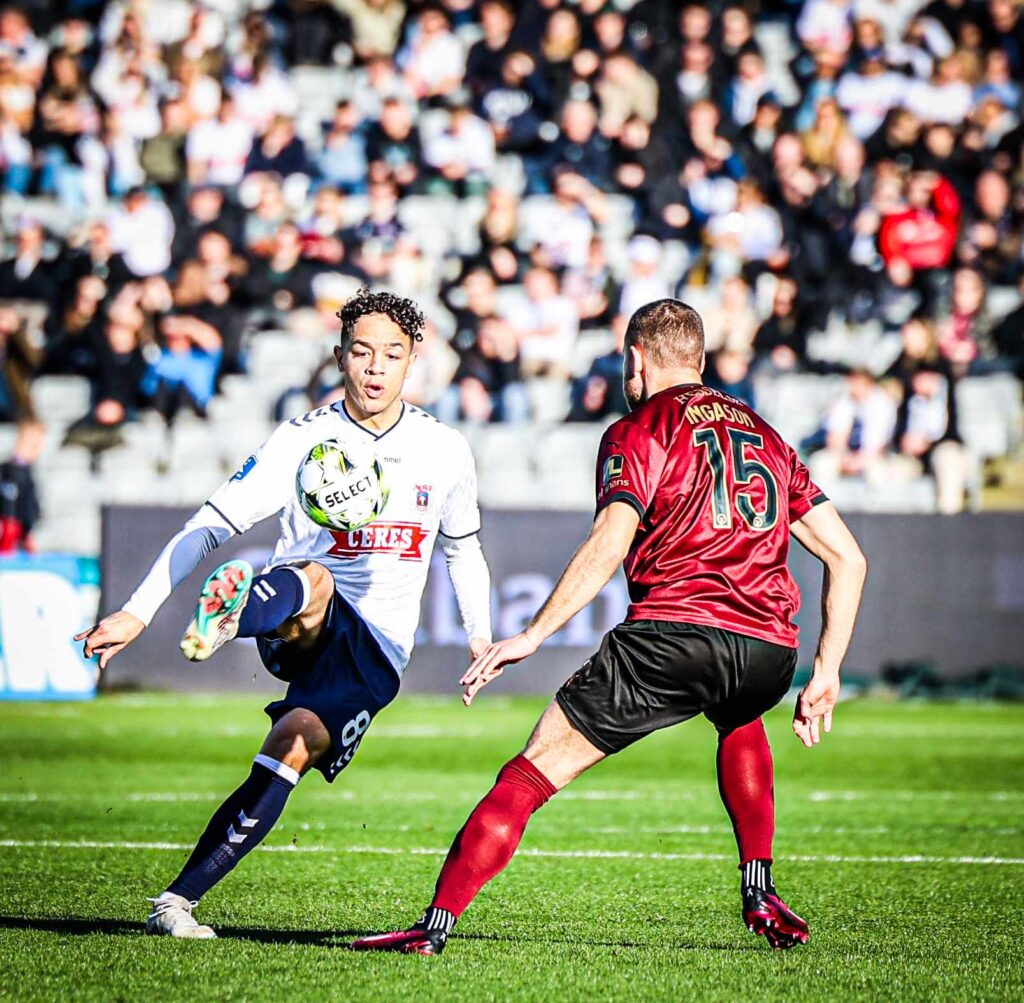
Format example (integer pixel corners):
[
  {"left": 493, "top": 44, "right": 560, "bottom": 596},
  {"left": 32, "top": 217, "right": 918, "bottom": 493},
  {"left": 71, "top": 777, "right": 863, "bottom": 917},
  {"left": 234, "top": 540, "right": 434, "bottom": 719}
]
[
  {"left": 301, "top": 562, "right": 333, "bottom": 604},
  {"left": 262, "top": 711, "right": 332, "bottom": 772},
  {"left": 292, "top": 562, "right": 334, "bottom": 627},
  {"left": 718, "top": 716, "right": 767, "bottom": 748}
]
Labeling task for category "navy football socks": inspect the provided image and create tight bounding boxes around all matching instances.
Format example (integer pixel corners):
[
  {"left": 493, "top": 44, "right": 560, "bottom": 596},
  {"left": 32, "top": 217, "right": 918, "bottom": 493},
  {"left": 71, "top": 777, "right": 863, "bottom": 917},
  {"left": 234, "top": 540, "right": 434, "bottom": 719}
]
[
  {"left": 167, "top": 757, "right": 298, "bottom": 902},
  {"left": 236, "top": 567, "right": 309, "bottom": 638}
]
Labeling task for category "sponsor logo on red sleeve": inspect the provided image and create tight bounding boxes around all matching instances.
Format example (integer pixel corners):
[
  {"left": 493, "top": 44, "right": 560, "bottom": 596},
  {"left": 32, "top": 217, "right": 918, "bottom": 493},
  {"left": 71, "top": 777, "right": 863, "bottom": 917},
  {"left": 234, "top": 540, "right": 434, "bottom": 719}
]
[
  {"left": 328, "top": 522, "right": 429, "bottom": 561},
  {"left": 599, "top": 453, "right": 630, "bottom": 497}
]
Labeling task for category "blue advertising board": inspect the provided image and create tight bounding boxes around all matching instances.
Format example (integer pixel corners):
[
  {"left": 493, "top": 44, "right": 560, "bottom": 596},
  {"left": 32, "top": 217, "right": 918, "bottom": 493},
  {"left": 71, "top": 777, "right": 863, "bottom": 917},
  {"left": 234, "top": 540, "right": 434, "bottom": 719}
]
[{"left": 0, "top": 554, "right": 100, "bottom": 700}]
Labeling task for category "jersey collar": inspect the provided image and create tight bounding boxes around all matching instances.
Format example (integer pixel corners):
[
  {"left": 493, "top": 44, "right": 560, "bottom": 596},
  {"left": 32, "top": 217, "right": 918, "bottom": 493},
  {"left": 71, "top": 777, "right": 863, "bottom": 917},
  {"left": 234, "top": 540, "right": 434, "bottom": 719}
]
[{"left": 339, "top": 399, "right": 407, "bottom": 441}]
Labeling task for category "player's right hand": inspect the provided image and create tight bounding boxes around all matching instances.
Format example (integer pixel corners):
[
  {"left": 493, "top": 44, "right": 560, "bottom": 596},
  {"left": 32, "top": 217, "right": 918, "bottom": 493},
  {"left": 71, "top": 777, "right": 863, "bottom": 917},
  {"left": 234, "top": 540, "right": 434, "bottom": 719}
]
[
  {"left": 74, "top": 611, "right": 146, "bottom": 671},
  {"left": 460, "top": 631, "right": 538, "bottom": 706},
  {"left": 792, "top": 671, "right": 841, "bottom": 748}
]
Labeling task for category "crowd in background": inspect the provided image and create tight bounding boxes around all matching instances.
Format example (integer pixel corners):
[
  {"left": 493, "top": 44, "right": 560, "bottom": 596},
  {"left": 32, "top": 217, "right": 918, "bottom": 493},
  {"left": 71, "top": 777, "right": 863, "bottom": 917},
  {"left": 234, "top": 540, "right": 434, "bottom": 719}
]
[{"left": 0, "top": 0, "right": 1023, "bottom": 541}]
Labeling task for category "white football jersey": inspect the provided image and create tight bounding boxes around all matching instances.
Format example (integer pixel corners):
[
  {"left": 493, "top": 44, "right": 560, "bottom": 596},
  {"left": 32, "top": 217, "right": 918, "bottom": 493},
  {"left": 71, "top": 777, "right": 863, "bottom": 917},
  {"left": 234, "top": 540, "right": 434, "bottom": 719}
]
[{"left": 205, "top": 401, "right": 481, "bottom": 672}]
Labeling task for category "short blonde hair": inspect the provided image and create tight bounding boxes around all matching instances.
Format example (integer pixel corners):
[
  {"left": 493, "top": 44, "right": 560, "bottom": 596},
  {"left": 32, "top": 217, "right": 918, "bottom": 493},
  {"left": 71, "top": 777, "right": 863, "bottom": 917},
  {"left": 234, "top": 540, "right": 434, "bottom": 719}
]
[{"left": 625, "top": 298, "right": 705, "bottom": 369}]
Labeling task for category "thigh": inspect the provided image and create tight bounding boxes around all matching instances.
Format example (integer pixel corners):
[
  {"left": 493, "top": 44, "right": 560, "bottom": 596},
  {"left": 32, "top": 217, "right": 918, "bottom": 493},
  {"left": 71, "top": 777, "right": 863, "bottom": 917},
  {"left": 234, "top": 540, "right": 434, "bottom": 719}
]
[
  {"left": 705, "top": 637, "right": 798, "bottom": 734},
  {"left": 262, "top": 590, "right": 400, "bottom": 783},
  {"left": 554, "top": 621, "right": 724, "bottom": 757}
]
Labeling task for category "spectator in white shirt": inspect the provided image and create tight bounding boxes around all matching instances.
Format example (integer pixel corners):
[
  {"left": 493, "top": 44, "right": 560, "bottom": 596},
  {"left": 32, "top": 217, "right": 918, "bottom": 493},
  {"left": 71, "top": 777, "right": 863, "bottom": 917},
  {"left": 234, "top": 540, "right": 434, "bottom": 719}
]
[
  {"left": 423, "top": 93, "right": 495, "bottom": 196},
  {"left": 400, "top": 6, "right": 464, "bottom": 101},
  {"left": 347, "top": 54, "right": 415, "bottom": 122},
  {"left": 0, "top": 7, "right": 47, "bottom": 87},
  {"left": 106, "top": 187, "right": 175, "bottom": 277},
  {"left": 230, "top": 53, "right": 298, "bottom": 133},
  {"left": 186, "top": 94, "right": 253, "bottom": 187},
  {"left": 812, "top": 369, "right": 897, "bottom": 482},
  {"left": 172, "top": 57, "right": 222, "bottom": 123},
  {"left": 707, "top": 179, "right": 784, "bottom": 279},
  {"left": 903, "top": 55, "right": 973, "bottom": 125},
  {"left": 526, "top": 170, "right": 600, "bottom": 271},
  {"left": 798, "top": 0, "right": 855, "bottom": 54},
  {"left": 618, "top": 236, "right": 670, "bottom": 318},
  {"left": 727, "top": 51, "right": 772, "bottom": 128},
  {"left": 836, "top": 53, "right": 908, "bottom": 139},
  {"left": 516, "top": 266, "right": 580, "bottom": 378},
  {"left": 854, "top": 0, "right": 921, "bottom": 44}
]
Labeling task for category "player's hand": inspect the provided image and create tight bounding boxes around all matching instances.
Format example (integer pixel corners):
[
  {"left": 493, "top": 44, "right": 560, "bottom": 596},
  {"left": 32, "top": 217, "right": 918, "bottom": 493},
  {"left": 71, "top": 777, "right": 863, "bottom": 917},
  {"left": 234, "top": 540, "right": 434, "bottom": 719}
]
[
  {"left": 460, "top": 631, "right": 539, "bottom": 707},
  {"left": 74, "top": 611, "right": 145, "bottom": 671},
  {"left": 793, "top": 670, "right": 841, "bottom": 748},
  {"left": 468, "top": 636, "right": 490, "bottom": 663}
]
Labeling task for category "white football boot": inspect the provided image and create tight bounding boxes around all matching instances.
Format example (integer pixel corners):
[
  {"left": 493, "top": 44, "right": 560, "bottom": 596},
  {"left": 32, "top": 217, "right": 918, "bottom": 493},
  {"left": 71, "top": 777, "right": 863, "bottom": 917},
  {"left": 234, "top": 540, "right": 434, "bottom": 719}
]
[
  {"left": 180, "top": 559, "right": 253, "bottom": 662},
  {"left": 145, "top": 893, "right": 217, "bottom": 939}
]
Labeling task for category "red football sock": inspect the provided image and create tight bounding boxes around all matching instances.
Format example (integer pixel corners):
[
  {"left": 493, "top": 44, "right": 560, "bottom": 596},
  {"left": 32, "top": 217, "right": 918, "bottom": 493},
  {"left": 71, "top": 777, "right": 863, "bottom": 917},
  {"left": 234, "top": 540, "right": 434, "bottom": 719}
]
[
  {"left": 716, "top": 717, "right": 775, "bottom": 864},
  {"left": 431, "top": 754, "right": 557, "bottom": 917}
]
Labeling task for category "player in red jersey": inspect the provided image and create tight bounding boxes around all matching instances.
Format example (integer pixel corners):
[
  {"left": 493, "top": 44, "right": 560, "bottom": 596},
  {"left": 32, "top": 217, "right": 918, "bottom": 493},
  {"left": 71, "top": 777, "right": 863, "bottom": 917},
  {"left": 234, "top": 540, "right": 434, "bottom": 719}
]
[{"left": 353, "top": 299, "right": 867, "bottom": 955}]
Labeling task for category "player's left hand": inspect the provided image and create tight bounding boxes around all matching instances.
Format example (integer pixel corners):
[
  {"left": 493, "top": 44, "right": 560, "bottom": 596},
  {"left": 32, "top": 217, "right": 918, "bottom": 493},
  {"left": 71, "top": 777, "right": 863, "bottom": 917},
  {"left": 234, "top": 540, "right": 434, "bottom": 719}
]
[
  {"left": 792, "top": 671, "right": 841, "bottom": 748},
  {"left": 460, "top": 631, "right": 538, "bottom": 706},
  {"left": 468, "top": 636, "right": 490, "bottom": 663}
]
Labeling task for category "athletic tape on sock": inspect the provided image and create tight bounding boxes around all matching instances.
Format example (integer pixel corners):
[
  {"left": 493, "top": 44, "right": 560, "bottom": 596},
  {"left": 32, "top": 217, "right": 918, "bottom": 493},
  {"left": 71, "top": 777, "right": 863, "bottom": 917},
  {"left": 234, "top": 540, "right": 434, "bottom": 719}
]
[
  {"left": 279, "top": 565, "right": 312, "bottom": 616},
  {"left": 253, "top": 754, "right": 300, "bottom": 786}
]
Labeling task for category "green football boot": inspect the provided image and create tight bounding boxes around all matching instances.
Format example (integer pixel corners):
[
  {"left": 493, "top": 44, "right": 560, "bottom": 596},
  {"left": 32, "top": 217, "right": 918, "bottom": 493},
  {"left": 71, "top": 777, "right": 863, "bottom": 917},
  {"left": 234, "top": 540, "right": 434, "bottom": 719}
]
[{"left": 180, "top": 559, "right": 253, "bottom": 662}]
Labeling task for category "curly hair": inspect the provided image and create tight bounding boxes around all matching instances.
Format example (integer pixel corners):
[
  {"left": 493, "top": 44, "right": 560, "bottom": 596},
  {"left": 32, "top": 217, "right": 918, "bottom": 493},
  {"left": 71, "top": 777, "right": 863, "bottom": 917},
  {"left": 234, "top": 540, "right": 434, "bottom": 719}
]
[{"left": 336, "top": 287, "right": 425, "bottom": 344}]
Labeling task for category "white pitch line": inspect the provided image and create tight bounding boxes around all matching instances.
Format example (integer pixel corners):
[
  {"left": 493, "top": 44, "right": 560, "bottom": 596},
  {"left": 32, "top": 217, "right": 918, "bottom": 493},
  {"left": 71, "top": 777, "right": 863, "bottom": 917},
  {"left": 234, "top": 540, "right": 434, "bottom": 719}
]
[
  {"left": 1, "top": 788, "right": 1022, "bottom": 805},
  {"left": 806, "top": 790, "right": 1023, "bottom": 802},
  {"left": 0, "top": 839, "right": 1021, "bottom": 866}
]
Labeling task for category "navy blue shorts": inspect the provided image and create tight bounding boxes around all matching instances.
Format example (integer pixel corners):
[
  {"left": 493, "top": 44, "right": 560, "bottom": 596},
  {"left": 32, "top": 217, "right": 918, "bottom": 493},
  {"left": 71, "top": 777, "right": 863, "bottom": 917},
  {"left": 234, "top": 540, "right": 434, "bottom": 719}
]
[{"left": 259, "top": 589, "right": 400, "bottom": 783}]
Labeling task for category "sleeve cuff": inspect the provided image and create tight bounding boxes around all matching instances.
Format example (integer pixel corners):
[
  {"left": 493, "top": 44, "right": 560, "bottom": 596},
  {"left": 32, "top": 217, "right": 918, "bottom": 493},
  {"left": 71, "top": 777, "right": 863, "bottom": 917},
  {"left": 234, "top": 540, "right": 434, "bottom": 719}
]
[
  {"left": 438, "top": 527, "right": 480, "bottom": 540},
  {"left": 596, "top": 491, "right": 645, "bottom": 518},
  {"left": 790, "top": 492, "right": 830, "bottom": 522}
]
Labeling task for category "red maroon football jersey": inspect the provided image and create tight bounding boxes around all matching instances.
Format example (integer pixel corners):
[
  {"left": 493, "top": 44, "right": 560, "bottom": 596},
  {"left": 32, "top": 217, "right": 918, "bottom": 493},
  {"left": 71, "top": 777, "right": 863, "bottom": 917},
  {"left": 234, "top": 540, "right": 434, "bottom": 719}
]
[{"left": 595, "top": 384, "right": 828, "bottom": 648}]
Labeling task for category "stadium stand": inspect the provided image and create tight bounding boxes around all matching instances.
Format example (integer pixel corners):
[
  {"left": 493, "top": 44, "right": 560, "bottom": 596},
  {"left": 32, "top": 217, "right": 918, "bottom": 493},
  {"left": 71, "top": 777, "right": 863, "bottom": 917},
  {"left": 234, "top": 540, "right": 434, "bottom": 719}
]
[{"left": 0, "top": 0, "right": 1021, "bottom": 553}]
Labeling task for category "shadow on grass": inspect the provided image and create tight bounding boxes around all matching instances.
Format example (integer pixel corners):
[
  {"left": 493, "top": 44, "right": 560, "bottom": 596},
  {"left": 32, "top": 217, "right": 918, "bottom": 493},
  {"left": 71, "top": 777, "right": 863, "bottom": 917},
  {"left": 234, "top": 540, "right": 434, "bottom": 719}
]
[
  {"left": 0, "top": 915, "right": 360, "bottom": 946},
  {"left": 0, "top": 915, "right": 756, "bottom": 953}
]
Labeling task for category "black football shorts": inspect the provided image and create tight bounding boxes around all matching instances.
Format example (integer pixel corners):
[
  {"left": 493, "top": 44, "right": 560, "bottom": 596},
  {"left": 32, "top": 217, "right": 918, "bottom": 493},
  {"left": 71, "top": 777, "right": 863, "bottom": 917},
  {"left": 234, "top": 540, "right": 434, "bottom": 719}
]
[{"left": 555, "top": 620, "right": 798, "bottom": 755}]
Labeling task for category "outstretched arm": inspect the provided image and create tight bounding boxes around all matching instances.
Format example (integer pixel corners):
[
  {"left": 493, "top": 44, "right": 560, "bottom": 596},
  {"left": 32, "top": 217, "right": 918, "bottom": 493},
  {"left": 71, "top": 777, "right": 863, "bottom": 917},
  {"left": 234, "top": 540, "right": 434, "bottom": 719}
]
[
  {"left": 75, "top": 504, "right": 236, "bottom": 669},
  {"left": 789, "top": 501, "right": 867, "bottom": 747},
  {"left": 75, "top": 419, "right": 300, "bottom": 669},
  {"left": 460, "top": 501, "right": 640, "bottom": 705}
]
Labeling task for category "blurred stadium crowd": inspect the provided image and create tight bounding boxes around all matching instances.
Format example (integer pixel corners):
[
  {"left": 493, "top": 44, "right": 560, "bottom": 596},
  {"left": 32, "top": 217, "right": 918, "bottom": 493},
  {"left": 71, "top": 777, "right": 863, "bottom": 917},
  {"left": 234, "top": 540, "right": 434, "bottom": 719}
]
[{"left": 0, "top": 0, "right": 1022, "bottom": 550}]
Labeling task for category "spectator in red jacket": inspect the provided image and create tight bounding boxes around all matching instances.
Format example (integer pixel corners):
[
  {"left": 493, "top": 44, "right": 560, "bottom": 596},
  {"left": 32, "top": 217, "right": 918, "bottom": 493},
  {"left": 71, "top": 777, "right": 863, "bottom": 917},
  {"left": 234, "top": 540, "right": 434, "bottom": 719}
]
[
  {"left": 878, "top": 170, "right": 961, "bottom": 312},
  {"left": 878, "top": 170, "right": 961, "bottom": 272}
]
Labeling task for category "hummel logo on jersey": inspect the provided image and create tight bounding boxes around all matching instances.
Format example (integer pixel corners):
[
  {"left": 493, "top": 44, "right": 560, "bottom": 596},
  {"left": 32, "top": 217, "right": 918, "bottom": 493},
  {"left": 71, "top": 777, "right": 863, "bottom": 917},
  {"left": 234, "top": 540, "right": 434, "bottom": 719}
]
[
  {"left": 328, "top": 522, "right": 429, "bottom": 561},
  {"left": 231, "top": 455, "right": 257, "bottom": 481}
]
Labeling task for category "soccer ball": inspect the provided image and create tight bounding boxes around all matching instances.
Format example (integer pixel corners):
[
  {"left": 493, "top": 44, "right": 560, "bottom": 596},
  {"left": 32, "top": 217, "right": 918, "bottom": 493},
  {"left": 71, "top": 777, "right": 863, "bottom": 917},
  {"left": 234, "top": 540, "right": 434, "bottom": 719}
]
[{"left": 295, "top": 435, "right": 389, "bottom": 532}]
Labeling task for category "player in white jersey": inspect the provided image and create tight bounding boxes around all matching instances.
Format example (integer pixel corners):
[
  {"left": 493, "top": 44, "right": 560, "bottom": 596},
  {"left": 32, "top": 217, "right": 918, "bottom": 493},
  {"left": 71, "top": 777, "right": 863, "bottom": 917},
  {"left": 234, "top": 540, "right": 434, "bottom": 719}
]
[{"left": 75, "top": 289, "right": 492, "bottom": 939}]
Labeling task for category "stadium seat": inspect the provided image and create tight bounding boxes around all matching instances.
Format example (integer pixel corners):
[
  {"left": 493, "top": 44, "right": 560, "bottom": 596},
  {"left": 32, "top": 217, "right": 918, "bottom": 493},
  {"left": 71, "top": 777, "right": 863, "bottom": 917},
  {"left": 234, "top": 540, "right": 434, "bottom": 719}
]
[
  {"left": 473, "top": 425, "right": 535, "bottom": 476},
  {"left": 958, "top": 375, "right": 1024, "bottom": 460},
  {"left": 31, "top": 376, "right": 92, "bottom": 423},
  {"left": 0, "top": 424, "right": 19, "bottom": 457},
  {"left": 398, "top": 195, "right": 457, "bottom": 257},
  {"left": 570, "top": 328, "right": 616, "bottom": 378},
  {"left": 30, "top": 509, "right": 101, "bottom": 553},
  {"left": 864, "top": 476, "right": 938, "bottom": 513},
  {"left": 755, "top": 373, "right": 844, "bottom": 449},
  {"left": 526, "top": 378, "right": 571, "bottom": 423},
  {"left": 806, "top": 319, "right": 898, "bottom": 374},
  {"left": 477, "top": 464, "right": 543, "bottom": 509}
]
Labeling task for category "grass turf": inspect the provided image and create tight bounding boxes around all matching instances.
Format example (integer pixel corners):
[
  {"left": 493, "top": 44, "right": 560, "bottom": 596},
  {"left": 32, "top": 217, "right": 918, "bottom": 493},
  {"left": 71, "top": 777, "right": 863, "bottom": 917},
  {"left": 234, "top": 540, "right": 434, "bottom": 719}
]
[{"left": 0, "top": 693, "right": 1022, "bottom": 1002}]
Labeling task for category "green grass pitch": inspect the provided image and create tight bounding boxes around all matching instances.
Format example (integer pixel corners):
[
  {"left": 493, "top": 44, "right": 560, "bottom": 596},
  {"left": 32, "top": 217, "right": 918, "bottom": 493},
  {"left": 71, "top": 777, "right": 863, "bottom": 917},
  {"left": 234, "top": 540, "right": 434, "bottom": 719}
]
[{"left": 1, "top": 692, "right": 1022, "bottom": 1001}]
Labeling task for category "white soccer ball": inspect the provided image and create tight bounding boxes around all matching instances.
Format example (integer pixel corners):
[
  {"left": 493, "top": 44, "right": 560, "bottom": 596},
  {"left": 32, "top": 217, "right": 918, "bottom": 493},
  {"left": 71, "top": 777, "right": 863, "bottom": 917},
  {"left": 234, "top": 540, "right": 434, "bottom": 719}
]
[{"left": 295, "top": 435, "right": 389, "bottom": 532}]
